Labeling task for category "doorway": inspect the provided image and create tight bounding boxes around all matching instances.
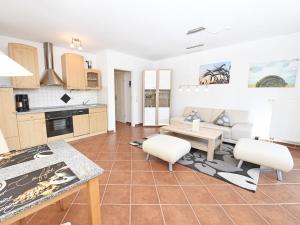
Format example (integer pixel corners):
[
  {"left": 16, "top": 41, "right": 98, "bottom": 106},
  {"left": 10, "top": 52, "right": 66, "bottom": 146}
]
[{"left": 114, "top": 70, "right": 132, "bottom": 125}]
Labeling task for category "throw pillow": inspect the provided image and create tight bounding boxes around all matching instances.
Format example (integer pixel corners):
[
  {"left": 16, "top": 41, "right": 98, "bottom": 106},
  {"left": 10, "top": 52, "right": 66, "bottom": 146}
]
[
  {"left": 184, "top": 110, "right": 201, "bottom": 122},
  {"left": 215, "top": 113, "right": 231, "bottom": 127}
]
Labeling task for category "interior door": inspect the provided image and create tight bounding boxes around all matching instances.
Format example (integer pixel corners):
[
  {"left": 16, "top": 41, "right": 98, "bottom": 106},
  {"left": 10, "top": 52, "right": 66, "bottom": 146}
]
[{"left": 115, "top": 73, "right": 125, "bottom": 123}]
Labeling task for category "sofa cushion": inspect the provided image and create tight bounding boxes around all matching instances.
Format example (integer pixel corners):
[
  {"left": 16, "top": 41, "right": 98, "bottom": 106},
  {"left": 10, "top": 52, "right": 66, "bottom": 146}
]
[
  {"left": 225, "top": 110, "right": 249, "bottom": 125},
  {"left": 196, "top": 108, "right": 214, "bottom": 122},
  {"left": 184, "top": 110, "right": 201, "bottom": 122},
  {"left": 183, "top": 107, "right": 199, "bottom": 117},
  {"left": 199, "top": 122, "right": 232, "bottom": 140},
  {"left": 209, "top": 109, "right": 224, "bottom": 122},
  {"left": 231, "top": 123, "right": 253, "bottom": 140},
  {"left": 215, "top": 113, "right": 231, "bottom": 127},
  {"left": 170, "top": 117, "right": 191, "bottom": 126},
  {"left": 183, "top": 107, "right": 223, "bottom": 123}
]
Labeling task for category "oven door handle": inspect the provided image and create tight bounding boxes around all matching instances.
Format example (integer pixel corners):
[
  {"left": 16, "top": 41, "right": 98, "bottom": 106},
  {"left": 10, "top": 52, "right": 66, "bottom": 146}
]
[{"left": 46, "top": 116, "right": 72, "bottom": 121}]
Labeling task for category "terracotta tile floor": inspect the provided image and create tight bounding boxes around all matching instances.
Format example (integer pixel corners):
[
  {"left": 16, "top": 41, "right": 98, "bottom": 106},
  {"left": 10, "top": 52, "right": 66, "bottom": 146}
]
[{"left": 23, "top": 123, "right": 300, "bottom": 225}]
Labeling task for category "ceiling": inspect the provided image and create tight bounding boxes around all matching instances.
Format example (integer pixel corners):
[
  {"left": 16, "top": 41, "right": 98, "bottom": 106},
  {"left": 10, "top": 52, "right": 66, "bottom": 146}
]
[{"left": 0, "top": 0, "right": 299, "bottom": 60}]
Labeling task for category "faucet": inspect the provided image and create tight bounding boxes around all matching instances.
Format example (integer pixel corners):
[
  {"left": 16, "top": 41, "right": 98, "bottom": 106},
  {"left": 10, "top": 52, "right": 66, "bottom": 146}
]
[{"left": 82, "top": 100, "right": 90, "bottom": 105}]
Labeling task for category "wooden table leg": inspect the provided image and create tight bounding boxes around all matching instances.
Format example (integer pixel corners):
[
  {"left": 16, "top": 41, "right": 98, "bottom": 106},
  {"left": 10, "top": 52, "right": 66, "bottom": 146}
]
[
  {"left": 58, "top": 198, "right": 70, "bottom": 211},
  {"left": 207, "top": 139, "right": 215, "bottom": 161},
  {"left": 87, "top": 177, "right": 101, "bottom": 225}
]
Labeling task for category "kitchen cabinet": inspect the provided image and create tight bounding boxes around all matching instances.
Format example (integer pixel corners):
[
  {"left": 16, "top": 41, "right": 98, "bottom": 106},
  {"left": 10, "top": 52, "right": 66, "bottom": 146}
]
[
  {"left": 0, "top": 88, "right": 20, "bottom": 150},
  {"left": 17, "top": 113, "right": 47, "bottom": 149},
  {"left": 89, "top": 107, "right": 107, "bottom": 133},
  {"left": 73, "top": 114, "right": 90, "bottom": 136},
  {"left": 8, "top": 43, "right": 40, "bottom": 89},
  {"left": 85, "top": 69, "right": 102, "bottom": 89},
  {"left": 61, "top": 53, "right": 86, "bottom": 89}
]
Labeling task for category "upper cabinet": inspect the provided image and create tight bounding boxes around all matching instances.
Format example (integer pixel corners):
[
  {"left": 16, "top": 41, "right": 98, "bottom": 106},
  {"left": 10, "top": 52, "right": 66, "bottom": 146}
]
[
  {"left": 85, "top": 69, "right": 102, "bottom": 90},
  {"left": 8, "top": 43, "right": 40, "bottom": 89},
  {"left": 61, "top": 53, "right": 86, "bottom": 90}
]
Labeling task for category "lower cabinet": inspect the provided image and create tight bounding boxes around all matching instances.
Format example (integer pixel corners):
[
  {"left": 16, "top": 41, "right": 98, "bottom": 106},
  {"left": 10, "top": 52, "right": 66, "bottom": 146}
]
[
  {"left": 17, "top": 115, "right": 47, "bottom": 149},
  {"left": 89, "top": 108, "right": 107, "bottom": 133},
  {"left": 73, "top": 114, "right": 90, "bottom": 137},
  {"left": 15, "top": 107, "right": 107, "bottom": 148},
  {"left": 0, "top": 88, "right": 20, "bottom": 150}
]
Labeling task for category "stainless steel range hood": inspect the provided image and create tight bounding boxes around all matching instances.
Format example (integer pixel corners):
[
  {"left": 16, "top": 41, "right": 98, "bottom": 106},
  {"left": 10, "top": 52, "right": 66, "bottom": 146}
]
[{"left": 40, "top": 42, "right": 64, "bottom": 86}]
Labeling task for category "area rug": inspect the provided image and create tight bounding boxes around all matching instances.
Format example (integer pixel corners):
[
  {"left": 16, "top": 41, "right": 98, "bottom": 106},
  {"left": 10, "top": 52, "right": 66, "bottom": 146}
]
[{"left": 130, "top": 137, "right": 260, "bottom": 192}]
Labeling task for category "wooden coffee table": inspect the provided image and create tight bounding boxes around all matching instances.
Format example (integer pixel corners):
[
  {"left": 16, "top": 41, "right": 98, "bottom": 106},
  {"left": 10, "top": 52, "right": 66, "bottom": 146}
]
[{"left": 160, "top": 125, "right": 223, "bottom": 161}]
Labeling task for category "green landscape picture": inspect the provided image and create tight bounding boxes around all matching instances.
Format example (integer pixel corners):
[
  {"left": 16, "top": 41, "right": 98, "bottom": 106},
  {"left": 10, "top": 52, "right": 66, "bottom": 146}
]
[{"left": 248, "top": 59, "right": 299, "bottom": 88}]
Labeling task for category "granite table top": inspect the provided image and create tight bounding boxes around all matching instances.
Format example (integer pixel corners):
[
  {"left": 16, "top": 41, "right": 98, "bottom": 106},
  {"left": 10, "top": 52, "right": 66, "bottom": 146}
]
[
  {"left": 16, "top": 103, "right": 107, "bottom": 115},
  {"left": 0, "top": 141, "right": 103, "bottom": 222}
]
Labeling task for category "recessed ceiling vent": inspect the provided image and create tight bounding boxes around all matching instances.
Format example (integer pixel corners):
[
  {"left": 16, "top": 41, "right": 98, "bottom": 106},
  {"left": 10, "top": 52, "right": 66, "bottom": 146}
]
[{"left": 40, "top": 42, "right": 64, "bottom": 86}]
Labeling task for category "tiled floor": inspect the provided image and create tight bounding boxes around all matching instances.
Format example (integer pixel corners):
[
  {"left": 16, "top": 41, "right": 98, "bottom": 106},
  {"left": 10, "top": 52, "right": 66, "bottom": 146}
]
[{"left": 22, "top": 123, "right": 300, "bottom": 225}]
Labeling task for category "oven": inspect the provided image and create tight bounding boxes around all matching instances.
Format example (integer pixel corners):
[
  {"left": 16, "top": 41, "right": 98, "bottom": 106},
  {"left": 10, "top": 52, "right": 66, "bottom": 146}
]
[{"left": 45, "top": 110, "right": 74, "bottom": 137}]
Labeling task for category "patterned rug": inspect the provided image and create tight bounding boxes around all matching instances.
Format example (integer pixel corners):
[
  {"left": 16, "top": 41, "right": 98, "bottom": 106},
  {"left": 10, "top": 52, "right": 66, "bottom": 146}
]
[{"left": 130, "top": 137, "right": 260, "bottom": 192}]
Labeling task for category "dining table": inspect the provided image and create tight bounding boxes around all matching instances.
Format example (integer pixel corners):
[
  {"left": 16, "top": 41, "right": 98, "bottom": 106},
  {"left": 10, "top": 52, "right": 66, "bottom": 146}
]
[{"left": 0, "top": 141, "right": 103, "bottom": 225}]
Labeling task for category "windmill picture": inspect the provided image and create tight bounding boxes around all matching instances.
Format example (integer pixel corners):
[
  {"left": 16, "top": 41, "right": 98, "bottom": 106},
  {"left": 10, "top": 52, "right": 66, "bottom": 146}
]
[{"left": 199, "top": 61, "right": 231, "bottom": 85}]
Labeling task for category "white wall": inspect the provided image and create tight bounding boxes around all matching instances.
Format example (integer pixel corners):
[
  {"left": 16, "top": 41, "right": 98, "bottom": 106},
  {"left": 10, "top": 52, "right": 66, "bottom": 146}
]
[
  {"left": 96, "top": 50, "right": 152, "bottom": 131},
  {"left": 154, "top": 32, "right": 300, "bottom": 139},
  {"left": 0, "top": 35, "right": 101, "bottom": 107}
]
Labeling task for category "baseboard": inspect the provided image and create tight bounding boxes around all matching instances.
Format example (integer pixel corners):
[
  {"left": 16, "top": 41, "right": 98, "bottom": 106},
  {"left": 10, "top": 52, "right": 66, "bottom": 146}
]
[{"left": 48, "top": 131, "right": 107, "bottom": 143}]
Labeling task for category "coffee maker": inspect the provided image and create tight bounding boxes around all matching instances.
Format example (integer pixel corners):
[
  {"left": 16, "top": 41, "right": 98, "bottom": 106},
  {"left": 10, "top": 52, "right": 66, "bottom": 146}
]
[{"left": 15, "top": 94, "right": 30, "bottom": 112}]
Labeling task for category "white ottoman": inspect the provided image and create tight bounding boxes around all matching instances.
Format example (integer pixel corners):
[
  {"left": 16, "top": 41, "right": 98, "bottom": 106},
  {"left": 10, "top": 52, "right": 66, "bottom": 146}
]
[
  {"left": 233, "top": 138, "right": 294, "bottom": 181},
  {"left": 143, "top": 134, "right": 191, "bottom": 171}
]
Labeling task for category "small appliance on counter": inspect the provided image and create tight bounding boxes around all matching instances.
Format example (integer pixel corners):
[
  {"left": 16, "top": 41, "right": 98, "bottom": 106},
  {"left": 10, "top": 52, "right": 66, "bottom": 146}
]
[{"left": 15, "top": 94, "right": 30, "bottom": 112}]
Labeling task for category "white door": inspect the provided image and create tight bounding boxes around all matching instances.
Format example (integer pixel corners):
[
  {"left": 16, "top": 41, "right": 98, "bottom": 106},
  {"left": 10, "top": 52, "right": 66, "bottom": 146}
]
[
  {"left": 158, "top": 107, "right": 170, "bottom": 125},
  {"left": 158, "top": 70, "right": 171, "bottom": 89},
  {"left": 144, "top": 107, "right": 156, "bottom": 126},
  {"left": 144, "top": 70, "right": 157, "bottom": 89},
  {"left": 115, "top": 73, "right": 125, "bottom": 123}
]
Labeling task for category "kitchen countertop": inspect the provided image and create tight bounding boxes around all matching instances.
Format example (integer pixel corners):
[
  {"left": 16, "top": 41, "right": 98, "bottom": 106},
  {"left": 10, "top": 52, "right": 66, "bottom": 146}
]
[
  {"left": 0, "top": 141, "right": 103, "bottom": 222},
  {"left": 16, "top": 103, "right": 107, "bottom": 115}
]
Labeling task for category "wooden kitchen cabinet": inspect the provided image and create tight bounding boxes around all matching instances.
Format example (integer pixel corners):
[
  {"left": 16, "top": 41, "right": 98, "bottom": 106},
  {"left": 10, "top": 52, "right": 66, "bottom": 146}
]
[
  {"left": 8, "top": 43, "right": 40, "bottom": 89},
  {"left": 61, "top": 53, "right": 86, "bottom": 89},
  {"left": 89, "top": 107, "right": 107, "bottom": 133},
  {"left": 0, "top": 88, "right": 20, "bottom": 150},
  {"left": 17, "top": 113, "right": 47, "bottom": 149},
  {"left": 85, "top": 69, "right": 102, "bottom": 89},
  {"left": 73, "top": 114, "right": 90, "bottom": 136}
]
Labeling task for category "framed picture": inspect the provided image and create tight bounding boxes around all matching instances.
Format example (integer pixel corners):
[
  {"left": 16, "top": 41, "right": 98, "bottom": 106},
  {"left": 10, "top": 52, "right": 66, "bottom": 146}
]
[
  {"left": 199, "top": 61, "right": 231, "bottom": 85},
  {"left": 248, "top": 59, "right": 299, "bottom": 88}
]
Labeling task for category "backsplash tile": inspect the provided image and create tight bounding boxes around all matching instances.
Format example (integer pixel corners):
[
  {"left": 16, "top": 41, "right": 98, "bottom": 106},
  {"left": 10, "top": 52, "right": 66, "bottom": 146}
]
[{"left": 14, "top": 86, "right": 100, "bottom": 108}]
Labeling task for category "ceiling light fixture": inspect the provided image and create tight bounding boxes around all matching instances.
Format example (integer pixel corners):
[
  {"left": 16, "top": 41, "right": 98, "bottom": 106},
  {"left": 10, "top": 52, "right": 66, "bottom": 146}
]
[
  {"left": 186, "top": 27, "right": 206, "bottom": 35},
  {"left": 178, "top": 84, "right": 209, "bottom": 92},
  {"left": 186, "top": 44, "right": 205, "bottom": 50},
  {"left": 70, "top": 38, "right": 83, "bottom": 50}
]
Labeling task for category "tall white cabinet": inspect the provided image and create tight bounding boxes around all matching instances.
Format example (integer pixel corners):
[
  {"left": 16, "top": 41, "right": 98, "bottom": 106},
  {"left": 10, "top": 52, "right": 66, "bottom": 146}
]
[{"left": 143, "top": 70, "right": 172, "bottom": 126}]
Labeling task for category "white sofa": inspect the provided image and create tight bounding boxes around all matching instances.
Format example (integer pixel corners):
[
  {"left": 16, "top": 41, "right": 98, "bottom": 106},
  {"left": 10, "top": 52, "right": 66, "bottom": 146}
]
[{"left": 170, "top": 107, "right": 253, "bottom": 143}]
